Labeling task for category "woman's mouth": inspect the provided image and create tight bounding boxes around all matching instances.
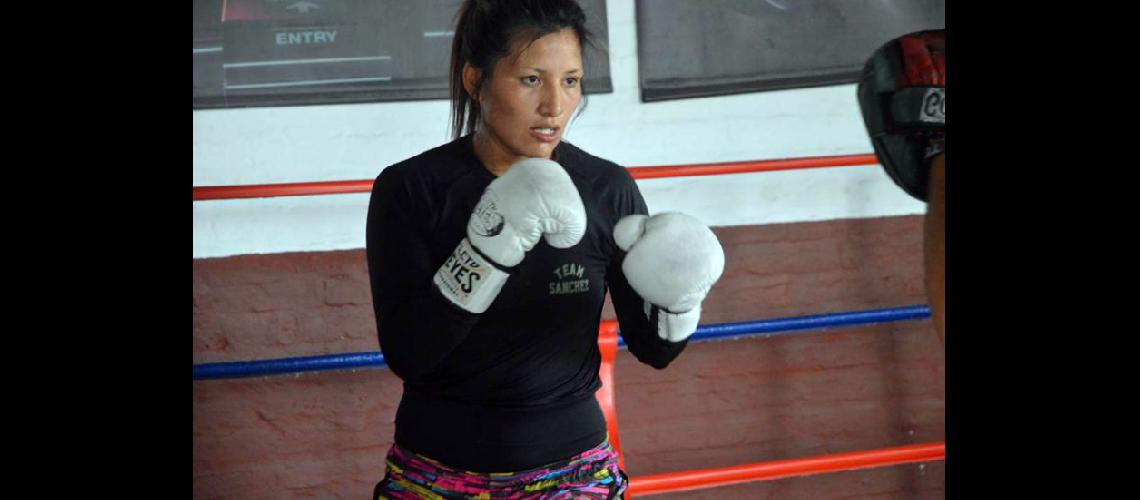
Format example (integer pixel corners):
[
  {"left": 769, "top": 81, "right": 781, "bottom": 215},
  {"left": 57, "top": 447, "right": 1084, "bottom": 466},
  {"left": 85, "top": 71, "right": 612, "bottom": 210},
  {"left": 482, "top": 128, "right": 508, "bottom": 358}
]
[{"left": 530, "top": 127, "right": 560, "bottom": 143}]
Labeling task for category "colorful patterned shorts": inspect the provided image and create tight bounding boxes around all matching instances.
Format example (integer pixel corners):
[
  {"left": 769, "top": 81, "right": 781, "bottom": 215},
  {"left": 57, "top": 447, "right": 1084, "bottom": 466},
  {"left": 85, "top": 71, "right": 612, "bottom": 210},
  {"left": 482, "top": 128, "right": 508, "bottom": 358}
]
[{"left": 373, "top": 440, "right": 627, "bottom": 499}]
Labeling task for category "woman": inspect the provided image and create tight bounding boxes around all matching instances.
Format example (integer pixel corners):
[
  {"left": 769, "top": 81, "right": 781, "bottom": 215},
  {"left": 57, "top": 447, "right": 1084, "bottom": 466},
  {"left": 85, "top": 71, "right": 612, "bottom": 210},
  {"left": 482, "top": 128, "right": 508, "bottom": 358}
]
[{"left": 366, "top": 1, "right": 721, "bottom": 497}]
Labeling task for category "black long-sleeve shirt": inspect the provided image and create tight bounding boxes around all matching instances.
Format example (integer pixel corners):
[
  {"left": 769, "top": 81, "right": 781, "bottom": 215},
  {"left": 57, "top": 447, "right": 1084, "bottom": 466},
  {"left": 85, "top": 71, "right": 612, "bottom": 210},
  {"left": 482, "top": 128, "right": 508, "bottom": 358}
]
[{"left": 366, "top": 135, "right": 687, "bottom": 472}]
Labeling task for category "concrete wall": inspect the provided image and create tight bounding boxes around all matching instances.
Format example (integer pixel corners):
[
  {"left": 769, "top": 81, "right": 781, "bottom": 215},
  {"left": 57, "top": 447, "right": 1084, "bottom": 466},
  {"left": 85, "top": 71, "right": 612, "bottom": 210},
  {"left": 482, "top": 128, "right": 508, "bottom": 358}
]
[
  {"left": 193, "top": 217, "right": 945, "bottom": 498},
  {"left": 193, "top": 0, "right": 925, "bottom": 259}
]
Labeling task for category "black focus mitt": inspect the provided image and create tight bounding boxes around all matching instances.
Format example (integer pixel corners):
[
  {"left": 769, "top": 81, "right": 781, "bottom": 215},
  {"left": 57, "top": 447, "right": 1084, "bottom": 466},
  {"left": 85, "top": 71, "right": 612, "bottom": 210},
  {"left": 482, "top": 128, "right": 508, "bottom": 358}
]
[{"left": 857, "top": 29, "right": 945, "bottom": 201}]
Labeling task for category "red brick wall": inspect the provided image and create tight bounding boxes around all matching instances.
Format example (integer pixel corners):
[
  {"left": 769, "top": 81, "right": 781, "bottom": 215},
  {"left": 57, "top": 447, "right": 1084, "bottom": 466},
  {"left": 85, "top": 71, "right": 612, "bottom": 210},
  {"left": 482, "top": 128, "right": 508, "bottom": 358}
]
[{"left": 193, "top": 215, "right": 945, "bottom": 498}]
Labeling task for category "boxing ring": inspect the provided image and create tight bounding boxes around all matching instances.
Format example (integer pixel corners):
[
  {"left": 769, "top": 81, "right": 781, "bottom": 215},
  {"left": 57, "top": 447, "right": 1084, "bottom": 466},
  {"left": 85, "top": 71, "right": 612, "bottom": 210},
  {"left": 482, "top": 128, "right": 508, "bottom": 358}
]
[{"left": 193, "top": 153, "right": 945, "bottom": 496}]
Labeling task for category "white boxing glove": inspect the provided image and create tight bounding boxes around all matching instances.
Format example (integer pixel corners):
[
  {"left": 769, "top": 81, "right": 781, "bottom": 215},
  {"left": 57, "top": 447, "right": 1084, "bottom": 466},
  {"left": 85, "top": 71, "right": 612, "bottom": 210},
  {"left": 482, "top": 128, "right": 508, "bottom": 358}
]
[
  {"left": 614, "top": 212, "right": 724, "bottom": 342},
  {"left": 433, "top": 158, "right": 587, "bottom": 313}
]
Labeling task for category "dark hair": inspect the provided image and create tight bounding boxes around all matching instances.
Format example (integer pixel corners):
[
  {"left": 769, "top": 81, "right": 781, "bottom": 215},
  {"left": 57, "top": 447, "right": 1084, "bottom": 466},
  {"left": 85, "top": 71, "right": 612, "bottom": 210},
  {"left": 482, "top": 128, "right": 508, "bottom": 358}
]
[{"left": 449, "top": 0, "right": 594, "bottom": 140}]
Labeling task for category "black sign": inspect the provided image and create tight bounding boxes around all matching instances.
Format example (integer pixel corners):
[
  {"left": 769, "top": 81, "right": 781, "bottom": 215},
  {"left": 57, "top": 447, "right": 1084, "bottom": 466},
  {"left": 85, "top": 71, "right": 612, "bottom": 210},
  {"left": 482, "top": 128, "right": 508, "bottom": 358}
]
[{"left": 194, "top": 0, "right": 612, "bottom": 110}]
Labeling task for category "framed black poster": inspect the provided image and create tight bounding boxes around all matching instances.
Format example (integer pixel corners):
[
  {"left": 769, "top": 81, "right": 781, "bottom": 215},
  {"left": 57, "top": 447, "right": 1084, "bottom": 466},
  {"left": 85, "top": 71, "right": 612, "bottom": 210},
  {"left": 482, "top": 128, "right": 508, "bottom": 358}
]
[{"left": 194, "top": 0, "right": 613, "bottom": 110}]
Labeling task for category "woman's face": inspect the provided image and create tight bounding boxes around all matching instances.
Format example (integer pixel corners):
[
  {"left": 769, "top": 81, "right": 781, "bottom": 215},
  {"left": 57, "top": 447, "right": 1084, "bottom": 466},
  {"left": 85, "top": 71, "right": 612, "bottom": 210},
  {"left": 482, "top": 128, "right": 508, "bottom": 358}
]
[{"left": 472, "top": 28, "right": 583, "bottom": 168}]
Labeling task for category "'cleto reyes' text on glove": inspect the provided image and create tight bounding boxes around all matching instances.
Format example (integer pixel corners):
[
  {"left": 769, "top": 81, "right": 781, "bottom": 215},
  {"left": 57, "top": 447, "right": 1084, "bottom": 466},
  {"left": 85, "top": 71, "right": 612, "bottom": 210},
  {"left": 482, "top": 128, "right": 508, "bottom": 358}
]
[
  {"left": 857, "top": 29, "right": 944, "bottom": 202},
  {"left": 433, "top": 158, "right": 587, "bottom": 313},
  {"left": 614, "top": 213, "right": 725, "bottom": 342}
]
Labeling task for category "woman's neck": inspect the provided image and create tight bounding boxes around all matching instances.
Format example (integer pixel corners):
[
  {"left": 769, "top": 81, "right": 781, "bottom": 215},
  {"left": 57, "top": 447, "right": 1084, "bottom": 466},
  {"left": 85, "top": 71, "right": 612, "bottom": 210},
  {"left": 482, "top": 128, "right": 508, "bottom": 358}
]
[
  {"left": 472, "top": 130, "right": 557, "bottom": 177},
  {"left": 472, "top": 131, "right": 512, "bottom": 177}
]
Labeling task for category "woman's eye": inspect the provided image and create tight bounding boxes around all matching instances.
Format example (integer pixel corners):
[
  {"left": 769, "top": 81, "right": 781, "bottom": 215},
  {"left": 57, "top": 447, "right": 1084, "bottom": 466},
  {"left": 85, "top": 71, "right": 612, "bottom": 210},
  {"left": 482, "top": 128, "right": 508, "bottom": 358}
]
[{"left": 522, "top": 76, "right": 540, "bottom": 85}]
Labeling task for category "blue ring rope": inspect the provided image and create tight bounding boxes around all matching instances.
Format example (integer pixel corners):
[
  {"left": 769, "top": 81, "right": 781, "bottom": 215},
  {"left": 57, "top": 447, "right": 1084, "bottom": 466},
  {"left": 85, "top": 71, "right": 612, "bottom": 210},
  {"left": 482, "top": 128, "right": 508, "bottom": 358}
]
[{"left": 193, "top": 304, "right": 930, "bottom": 380}]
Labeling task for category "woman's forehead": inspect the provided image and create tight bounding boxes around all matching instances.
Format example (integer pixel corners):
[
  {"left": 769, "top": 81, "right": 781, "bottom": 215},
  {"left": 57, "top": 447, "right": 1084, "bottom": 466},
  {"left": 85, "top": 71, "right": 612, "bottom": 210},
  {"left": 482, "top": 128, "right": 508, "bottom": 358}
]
[{"left": 504, "top": 29, "right": 582, "bottom": 69}]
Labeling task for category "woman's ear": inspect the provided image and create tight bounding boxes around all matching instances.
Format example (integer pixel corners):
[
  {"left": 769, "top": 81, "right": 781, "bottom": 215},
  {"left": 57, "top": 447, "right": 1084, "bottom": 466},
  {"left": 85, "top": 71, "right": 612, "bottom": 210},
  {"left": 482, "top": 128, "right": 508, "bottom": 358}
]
[{"left": 462, "top": 63, "right": 480, "bottom": 100}]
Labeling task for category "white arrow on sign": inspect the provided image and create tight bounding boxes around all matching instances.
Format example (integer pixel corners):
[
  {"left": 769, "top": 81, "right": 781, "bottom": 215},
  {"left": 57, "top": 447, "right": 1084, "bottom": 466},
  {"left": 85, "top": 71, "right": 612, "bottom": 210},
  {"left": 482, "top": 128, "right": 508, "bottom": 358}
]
[{"left": 287, "top": 1, "right": 321, "bottom": 14}]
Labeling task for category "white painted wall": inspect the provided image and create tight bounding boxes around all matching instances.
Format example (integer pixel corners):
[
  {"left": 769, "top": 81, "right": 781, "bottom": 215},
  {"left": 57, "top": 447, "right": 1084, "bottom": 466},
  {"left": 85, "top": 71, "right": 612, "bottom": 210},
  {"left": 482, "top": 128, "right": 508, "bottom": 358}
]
[{"left": 193, "top": 1, "right": 925, "bottom": 259}]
